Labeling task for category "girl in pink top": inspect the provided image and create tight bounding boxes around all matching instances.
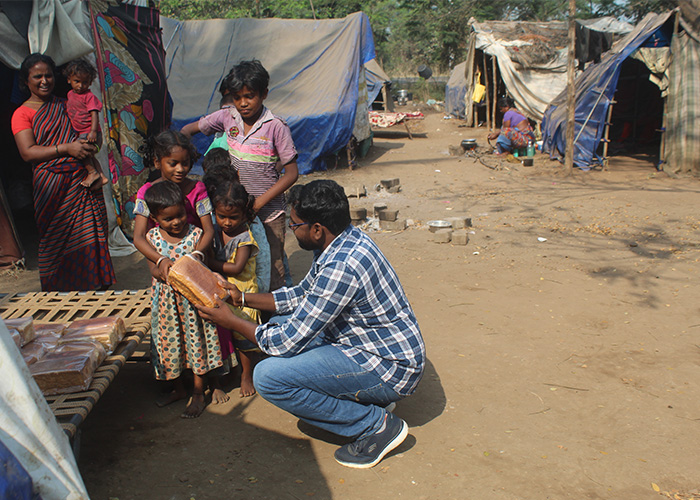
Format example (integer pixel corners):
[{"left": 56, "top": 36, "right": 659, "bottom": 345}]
[{"left": 133, "top": 130, "right": 215, "bottom": 282}]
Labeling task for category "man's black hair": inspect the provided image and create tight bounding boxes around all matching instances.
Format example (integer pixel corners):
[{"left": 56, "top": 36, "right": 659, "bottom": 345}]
[
  {"left": 144, "top": 180, "right": 185, "bottom": 217},
  {"left": 288, "top": 180, "right": 351, "bottom": 236},
  {"left": 219, "top": 60, "right": 269, "bottom": 96}
]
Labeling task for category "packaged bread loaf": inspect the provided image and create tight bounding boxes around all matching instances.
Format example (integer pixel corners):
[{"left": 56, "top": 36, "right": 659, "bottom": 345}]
[
  {"left": 168, "top": 254, "right": 228, "bottom": 307},
  {"left": 30, "top": 339, "right": 107, "bottom": 395},
  {"left": 3, "top": 316, "right": 36, "bottom": 346},
  {"left": 21, "top": 341, "right": 48, "bottom": 365},
  {"left": 34, "top": 322, "right": 68, "bottom": 338},
  {"left": 62, "top": 316, "right": 126, "bottom": 354}
]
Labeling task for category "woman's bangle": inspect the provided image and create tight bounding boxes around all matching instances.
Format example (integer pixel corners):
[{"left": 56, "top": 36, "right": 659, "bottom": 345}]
[
  {"left": 156, "top": 256, "right": 166, "bottom": 267},
  {"left": 191, "top": 250, "right": 204, "bottom": 261},
  {"left": 55, "top": 145, "right": 59, "bottom": 156},
  {"left": 241, "top": 292, "right": 246, "bottom": 307}
]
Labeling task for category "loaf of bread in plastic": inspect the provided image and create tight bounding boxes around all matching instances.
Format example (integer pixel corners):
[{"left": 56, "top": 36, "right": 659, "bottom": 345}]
[
  {"left": 62, "top": 316, "right": 126, "bottom": 354},
  {"left": 3, "top": 316, "right": 36, "bottom": 346},
  {"left": 21, "top": 341, "right": 48, "bottom": 365},
  {"left": 34, "top": 323, "right": 68, "bottom": 338},
  {"left": 168, "top": 254, "right": 228, "bottom": 307},
  {"left": 30, "top": 339, "right": 107, "bottom": 395}
]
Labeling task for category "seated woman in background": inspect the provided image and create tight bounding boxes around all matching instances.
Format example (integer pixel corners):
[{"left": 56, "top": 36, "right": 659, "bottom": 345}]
[
  {"left": 488, "top": 97, "right": 535, "bottom": 155},
  {"left": 11, "top": 53, "right": 115, "bottom": 291}
]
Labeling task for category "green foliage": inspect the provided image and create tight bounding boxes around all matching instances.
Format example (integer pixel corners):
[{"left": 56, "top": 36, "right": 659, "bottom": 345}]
[{"left": 158, "top": 0, "right": 671, "bottom": 80}]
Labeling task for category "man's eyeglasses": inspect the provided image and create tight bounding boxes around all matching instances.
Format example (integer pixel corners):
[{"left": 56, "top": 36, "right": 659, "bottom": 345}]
[{"left": 288, "top": 221, "right": 310, "bottom": 231}]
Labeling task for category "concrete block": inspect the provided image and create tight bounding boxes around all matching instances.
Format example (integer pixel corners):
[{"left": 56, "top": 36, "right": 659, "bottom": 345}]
[
  {"left": 446, "top": 216, "right": 469, "bottom": 229},
  {"left": 373, "top": 203, "right": 387, "bottom": 217},
  {"left": 452, "top": 230, "right": 469, "bottom": 246},
  {"left": 432, "top": 229, "right": 452, "bottom": 243},
  {"left": 380, "top": 178, "right": 400, "bottom": 189},
  {"left": 380, "top": 219, "right": 406, "bottom": 231},
  {"left": 350, "top": 207, "right": 367, "bottom": 220},
  {"left": 378, "top": 209, "right": 399, "bottom": 222},
  {"left": 386, "top": 185, "right": 401, "bottom": 194},
  {"left": 345, "top": 185, "right": 367, "bottom": 198}
]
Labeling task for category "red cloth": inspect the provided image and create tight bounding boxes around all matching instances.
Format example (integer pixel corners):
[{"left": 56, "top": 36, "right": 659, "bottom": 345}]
[
  {"left": 66, "top": 90, "right": 102, "bottom": 134},
  {"left": 10, "top": 105, "right": 37, "bottom": 135}
]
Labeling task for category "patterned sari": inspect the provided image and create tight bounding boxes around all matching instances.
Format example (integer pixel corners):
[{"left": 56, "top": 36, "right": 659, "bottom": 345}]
[{"left": 31, "top": 97, "right": 115, "bottom": 291}]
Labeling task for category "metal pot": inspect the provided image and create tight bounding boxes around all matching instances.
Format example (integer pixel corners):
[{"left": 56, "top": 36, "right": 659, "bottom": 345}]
[
  {"left": 417, "top": 65, "right": 433, "bottom": 79},
  {"left": 461, "top": 139, "right": 477, "bottom": 150}
]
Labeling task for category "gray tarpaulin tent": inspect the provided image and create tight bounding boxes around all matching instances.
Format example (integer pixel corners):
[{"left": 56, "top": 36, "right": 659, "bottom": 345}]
[
  {"left": 161, "top": 12, "right": 377, "bottom": 174},
  {"left": 463, "top": 18, "right": 632, "bottom": 125},
  {"left": 445, "top": 61, "right": 468, "bottom": 119}
]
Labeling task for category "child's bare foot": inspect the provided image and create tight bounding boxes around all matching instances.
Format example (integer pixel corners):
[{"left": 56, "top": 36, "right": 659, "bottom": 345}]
[
  {"left": 99, "top": 173, "right": 109, "bottom": 186},
  {"left": 181, "top": 392, "right": 206, "bottom": 418},
  {"left": 156, "top": 388, "right": 187, "bottom": 407},
  {"left": 239, "top": 372, "right": 256, "bottom": 398},
  {"left": 211, "top": 388, "right": 230, "bottom": 404},
  {"left": 81, "top": 170, "right": 102, "bottom": 188}
]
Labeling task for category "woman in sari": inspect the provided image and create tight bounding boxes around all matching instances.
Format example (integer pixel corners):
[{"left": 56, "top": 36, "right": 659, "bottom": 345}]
[
  {"left": 488, "top": 97, "right": 536, "bottom": 155},
  {"left": 11, "top": 53, "right": 115, "bottom": 291}
]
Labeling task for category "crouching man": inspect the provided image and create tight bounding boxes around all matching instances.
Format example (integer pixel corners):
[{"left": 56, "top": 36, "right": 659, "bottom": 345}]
[{"left": 198, "top": 179, "right": 425, "bottom": 468}]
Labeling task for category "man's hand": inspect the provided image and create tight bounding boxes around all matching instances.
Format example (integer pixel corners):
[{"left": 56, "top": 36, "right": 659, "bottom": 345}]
[
  {"left": 196, "top": 298, "right": 235, "bottom": 328},
  {"left": 215, "top": 276, "right": 243, "bottom": 307}
]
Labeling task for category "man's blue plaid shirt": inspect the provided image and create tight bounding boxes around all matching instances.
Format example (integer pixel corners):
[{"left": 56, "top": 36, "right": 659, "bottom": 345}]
[{"left": 255, "top": 225, "right": 425, "bottom": 396}]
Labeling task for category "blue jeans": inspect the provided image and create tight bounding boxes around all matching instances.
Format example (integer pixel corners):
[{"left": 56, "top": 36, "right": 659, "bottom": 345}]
[{"left": 254, "top": 344, "right": 401, "bottom": 439}]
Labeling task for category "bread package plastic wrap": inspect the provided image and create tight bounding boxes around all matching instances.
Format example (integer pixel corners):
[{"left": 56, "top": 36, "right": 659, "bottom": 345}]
[
  {"left": 8, "top": 328, "right": 21, "bottom": 349},
  {"left": 168, "top": 254, "right": 228, "bottom": 307},
  {"left": 3, "top": 316, "right": 36, "bottom": 346},
  {"left": 21, "top": 341, "right": 48, "bottom": 365},
  {"left": 62, "top": 316, "right": 126, "bottom": 354},
  {"left": 30, "top": 339, "right": 107, "bottom": 395},
  {"left": 34, "top": 322, "right": 68, "bottom": 338}
]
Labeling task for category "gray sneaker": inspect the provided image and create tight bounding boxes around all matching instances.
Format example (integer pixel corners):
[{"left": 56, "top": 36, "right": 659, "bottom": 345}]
[{"left": 334, "top": 412, "right": 408, "bottom": 468}]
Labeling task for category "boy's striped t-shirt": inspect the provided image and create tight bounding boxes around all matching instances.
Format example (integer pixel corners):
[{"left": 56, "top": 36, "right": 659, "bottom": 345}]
[{"left": 198, "top": 107, "right": 297, "bottom": 223}]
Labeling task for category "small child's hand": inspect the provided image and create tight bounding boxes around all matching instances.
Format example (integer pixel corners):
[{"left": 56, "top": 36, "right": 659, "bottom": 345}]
[
  {"left": 87, "top": 131, "right": 98, "bottom": 144},
  {"left": 252, "top": 197, "right": 264, "bottom": 214},
  {"left": 158, "top": 258, "right": 174, "bottom": 283}
]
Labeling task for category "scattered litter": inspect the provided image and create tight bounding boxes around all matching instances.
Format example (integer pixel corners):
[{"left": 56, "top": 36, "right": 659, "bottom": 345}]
[
  {"left": 469, "top": 231, "right": 476, "bottom": 234},
  {"left": 473, "top": 251, "right": 480, "bottom": 255},
  {"left": 435, "top": 169, "right": 441, "bottom": 172},
  {"left": 538, "top": 237, "right": 547, "bottom": 242}
]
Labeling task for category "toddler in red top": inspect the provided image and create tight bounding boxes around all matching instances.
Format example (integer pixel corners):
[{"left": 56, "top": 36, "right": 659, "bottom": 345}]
[{"left": 64, "top": 59, "right": 108, "bottom": 188}]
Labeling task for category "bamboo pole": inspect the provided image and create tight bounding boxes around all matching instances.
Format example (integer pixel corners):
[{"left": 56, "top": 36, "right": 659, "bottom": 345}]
[
  {"left": 602, "top": 100, "right": 614, "bottom": 170},
  {"left": 565, "top": 0, "right": 576, "bottom": 175},
  {"left": 483, "top": 55, "right": 491, "bottom": 131},
  {"left": 491, "top": 55, "right": 497, "bottom": 131}
]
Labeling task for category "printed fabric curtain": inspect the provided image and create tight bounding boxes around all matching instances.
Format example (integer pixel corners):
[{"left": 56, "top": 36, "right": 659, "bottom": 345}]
[{"left": 89, "top": 0, "right": 171, "bottom": 237}]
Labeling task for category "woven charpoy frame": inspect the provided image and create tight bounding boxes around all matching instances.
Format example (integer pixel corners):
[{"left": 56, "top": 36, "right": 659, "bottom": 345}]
[{"left": 0, "top": 290, "right": 152, "bottom": 440}]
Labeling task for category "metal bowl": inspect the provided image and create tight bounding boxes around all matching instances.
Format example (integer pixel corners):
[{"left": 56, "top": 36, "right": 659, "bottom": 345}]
[{"left": 427, "top": 220, "right": 452, "bottom": 232}]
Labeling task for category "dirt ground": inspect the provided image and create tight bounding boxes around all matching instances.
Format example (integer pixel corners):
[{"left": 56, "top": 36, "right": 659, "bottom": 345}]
[{"left": 3, "top": 110, "right": 700, "bottom": 500}]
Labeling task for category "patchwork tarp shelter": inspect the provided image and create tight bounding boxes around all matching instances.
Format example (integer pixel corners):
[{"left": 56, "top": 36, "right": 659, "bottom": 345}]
[
  {"left": 0, "top": 0, "right": 170, "bottom": 239},
  {"left": 365, "top": 58, "right": 391, "bottom": 109},
  {"left": 161, "top": 12, "right": 376, "bottom": 174},
  {"left": 445, "top": 61, "right": 468, "bottom": 119},
  {"left": 463, "top": 18, "right": 632, "bottom": 125},
  {"left": 542, "top": 8, "right": 700, "bottom": 175}
]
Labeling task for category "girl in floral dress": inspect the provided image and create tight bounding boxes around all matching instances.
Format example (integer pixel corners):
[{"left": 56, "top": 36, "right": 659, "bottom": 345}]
[{"left": 142, "top": 181, "right": 224, "bottom": 418}]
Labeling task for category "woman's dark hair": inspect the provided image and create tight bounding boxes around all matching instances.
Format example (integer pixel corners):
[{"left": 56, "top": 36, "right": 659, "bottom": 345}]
[
  {"left": 140, "top": 129, "right": 199, "bottom": 170},
  {"left": 211, "top": 180, "right": 255, "bottom": 224},
  {"left": 219, "top": 59, "right": 269, "bottom": 96},
  {"left": 288, "top": 180, "right": 351, "bottom": 236},
  {"left": 19, "top": 53, "right": 56, "bottom": 92},
  {"left": 63, "top": 58, "right": 97, "bottom": 83},
  {"left": 144, "top": 180, "right": 185, "bottom": 217},
  {"left": 498, "top": 96, "right": 514, "bottom": 109}
]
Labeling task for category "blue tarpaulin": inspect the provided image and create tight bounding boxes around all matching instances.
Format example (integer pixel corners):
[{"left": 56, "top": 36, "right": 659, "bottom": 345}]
[
  {"left": 541, "top": 12, "right": 673, "bottom": 169},
  {"left": 161, "top": 12, "right": 376, "bottom": 174}
]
